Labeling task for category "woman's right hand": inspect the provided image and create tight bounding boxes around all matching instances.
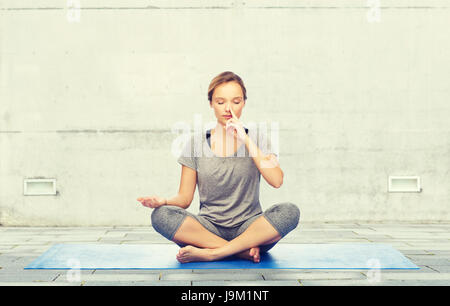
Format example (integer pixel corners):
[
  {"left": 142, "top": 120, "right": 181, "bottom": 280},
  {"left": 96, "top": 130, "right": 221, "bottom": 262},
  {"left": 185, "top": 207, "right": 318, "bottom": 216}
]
[{"left": 137, "top": 196, "right": 167, "bottom": 209}]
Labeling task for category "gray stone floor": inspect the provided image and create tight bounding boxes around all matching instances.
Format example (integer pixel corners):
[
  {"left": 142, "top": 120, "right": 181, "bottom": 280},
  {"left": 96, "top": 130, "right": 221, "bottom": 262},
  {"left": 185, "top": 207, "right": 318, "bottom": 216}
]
[{"left": 0, "top": 222, "right": 449, "bottom": 286}]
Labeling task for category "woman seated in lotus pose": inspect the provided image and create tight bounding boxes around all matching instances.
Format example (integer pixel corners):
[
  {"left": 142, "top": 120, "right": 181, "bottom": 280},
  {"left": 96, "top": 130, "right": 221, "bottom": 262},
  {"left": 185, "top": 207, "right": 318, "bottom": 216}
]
[{"left": 137, "top": 71, "right": 300, "bottom": 263}]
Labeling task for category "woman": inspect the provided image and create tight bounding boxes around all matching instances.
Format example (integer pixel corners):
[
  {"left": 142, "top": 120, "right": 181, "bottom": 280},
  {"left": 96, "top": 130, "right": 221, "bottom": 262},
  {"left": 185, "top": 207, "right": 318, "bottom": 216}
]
[{"left": 137, "top": 71, "right": 300, "bottom": 263}]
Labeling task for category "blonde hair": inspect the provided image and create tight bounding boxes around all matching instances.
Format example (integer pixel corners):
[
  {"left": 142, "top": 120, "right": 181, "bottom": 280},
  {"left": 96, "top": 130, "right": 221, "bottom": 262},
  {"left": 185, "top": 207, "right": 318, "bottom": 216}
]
[{"left": 207, "top": 71, "right": 247, "bottom": 103}]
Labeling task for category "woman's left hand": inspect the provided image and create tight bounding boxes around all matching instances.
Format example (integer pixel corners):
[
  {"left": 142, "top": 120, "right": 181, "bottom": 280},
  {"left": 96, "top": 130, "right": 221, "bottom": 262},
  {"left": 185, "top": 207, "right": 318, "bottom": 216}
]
[{"left": 226, "top": 108, "right": 247, "bottom": 142}]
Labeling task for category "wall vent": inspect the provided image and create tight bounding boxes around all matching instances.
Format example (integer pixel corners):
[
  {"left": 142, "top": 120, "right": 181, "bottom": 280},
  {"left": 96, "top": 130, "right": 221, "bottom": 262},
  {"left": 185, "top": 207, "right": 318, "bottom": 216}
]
[
  {"left": 388, "top": 176, "right": 421, "bottom": 193},
  {"left": 24, "top": 178, "right": 57, "bottom": 195}
]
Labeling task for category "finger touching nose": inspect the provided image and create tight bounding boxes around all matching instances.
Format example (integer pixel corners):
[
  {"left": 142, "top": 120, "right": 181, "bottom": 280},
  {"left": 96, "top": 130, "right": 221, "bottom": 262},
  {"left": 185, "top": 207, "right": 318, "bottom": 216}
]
[{"left": 230, "top": 107, "right": 237, "bottom": 118}]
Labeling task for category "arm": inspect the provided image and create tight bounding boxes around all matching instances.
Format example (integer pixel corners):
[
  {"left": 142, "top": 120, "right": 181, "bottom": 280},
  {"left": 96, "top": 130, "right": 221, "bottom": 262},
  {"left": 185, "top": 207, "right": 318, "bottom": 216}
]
[
  {"left": 244, "top": 134, "right": 284, "bottom": 188},
  {"left": 225, "top": 107, "right": 283, "bottom": 189},
  {"left": 137, "top": 165, "right": 197, "bottom": 209},
  {"left": 166, "top": 165, "right": 197, "bottom": 209}
]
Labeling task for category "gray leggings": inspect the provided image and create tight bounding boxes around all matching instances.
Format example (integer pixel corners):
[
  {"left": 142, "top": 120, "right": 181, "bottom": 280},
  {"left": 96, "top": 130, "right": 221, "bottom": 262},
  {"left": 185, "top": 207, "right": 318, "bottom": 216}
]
[{"left": 151, "top": 202, "right": 300, "bottom": 254}]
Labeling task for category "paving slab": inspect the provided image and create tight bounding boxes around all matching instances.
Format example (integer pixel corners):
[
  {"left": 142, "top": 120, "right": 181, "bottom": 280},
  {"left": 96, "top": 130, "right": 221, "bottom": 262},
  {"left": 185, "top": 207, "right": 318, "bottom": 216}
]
[
  {"left": 95, "top": 238, "right": 126, "bottom": 244},
  {"left": 300, "top": 279, "right": 450, "bottom": 286},
  {"left": 0, "top": 223, "right": 448, "bottom": 286},
  {"left": 53, "top": 272, "right": 160, "bottom": 283},
  {"left": 0, "top": 281, "right": 80, "bottom": 286},
  {"left": 39, "top": 230, "right": 108, "bottom": 235},
  {"left": 0, "top": 270, "right": 61, "bottom": 282},
  {"left": 0, "top": 237, "right": 32, "bottom": 243},
  {"left": 28, "top": 236, "right": 101, "bottom": 242},
  {"left": 92, "top": 269, "right": 192, "bottom": 276},
  {"left": 96, "top": 232, "right": 127, "bottom": 238},
  {"left": 262, "top": 271, "right": 366, "bottom": 281},
  {"left": 405, "top": 255, "right": 450, "bottom": 266},
  {"left": 0, "top": 259, "right": 20, "bottom": 269},
  {"left": 399, "top": 249, "right": 433, "bottom": 255},
  {"left": 364, "top": 272, "right": 450, "bottom": 280},
  {"left": 425, "top": 250, "right": 450, "bottom": 255},
  {"left": 290, "top": 238, "right": 372, "bottom": 243},
  {"left": 427, "top": 266, "right": 450, "bottom": 273},
  {"left": 121, "top": 240, "right": 170, "bottom": 244},
  {"left": 0, "top": 241, "right": 53, "bottom": 246},
  {"left": 8, "top": 245, "right": 54, "bottom": 253},
  {"left": 162, "top": 272, "right": 264, "bottom": 281},
  {"left": 3, "top": 228, "right": 47, "bottom": 232},
  {"left": 192, "top": 280, "right": 301, "bottom": 286},
  {"left": 0, "top": 243, "right": 17, "bottom": 247},
  {"left": 402, "top": 243, "right": 450, "bottom": 250},
  {"left": 83, "top": 280, "right": 191, "bottom": 286}
]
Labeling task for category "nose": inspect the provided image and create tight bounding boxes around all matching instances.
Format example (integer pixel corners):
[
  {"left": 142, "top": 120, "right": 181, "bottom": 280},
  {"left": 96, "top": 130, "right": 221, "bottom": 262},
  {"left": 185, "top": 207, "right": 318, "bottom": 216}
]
[{"left": 225, "top": 101, "right": 232, "bottom": 112}]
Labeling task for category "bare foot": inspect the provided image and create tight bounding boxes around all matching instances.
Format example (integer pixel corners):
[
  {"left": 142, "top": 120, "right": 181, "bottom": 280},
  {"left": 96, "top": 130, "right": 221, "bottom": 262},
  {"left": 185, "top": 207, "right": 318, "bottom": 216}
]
[
  {"left": 176, "top": 245, "right": 216, "bottom": 263},
  {"left": 237, "top": 247, "right": 260, "bottom": 263}
]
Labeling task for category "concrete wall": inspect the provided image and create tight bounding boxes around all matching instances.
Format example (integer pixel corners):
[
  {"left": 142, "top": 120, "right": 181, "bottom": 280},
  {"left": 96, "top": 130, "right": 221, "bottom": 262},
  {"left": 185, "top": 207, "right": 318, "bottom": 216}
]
[{"left": 1, "top": 0, "right": 449, "bottom": 225}]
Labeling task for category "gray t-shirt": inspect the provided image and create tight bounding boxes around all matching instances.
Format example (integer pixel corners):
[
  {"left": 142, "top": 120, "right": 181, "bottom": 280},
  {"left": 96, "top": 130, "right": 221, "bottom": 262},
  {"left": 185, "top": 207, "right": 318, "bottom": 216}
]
[{"left": 177, "top": 126, "right": 277, "bottom": 228}]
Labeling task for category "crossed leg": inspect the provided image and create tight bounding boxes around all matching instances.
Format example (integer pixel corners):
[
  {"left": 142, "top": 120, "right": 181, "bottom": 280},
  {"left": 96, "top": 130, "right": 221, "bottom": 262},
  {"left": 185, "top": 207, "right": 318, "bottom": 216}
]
[{"left": 172, "top": 215, "right": 281, "bottom": 263}]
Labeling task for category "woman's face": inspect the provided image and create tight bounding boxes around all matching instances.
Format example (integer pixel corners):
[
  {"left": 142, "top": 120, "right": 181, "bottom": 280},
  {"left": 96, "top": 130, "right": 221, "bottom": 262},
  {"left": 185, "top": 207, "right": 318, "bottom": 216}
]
[{"left": 210, "top": 81, "right": 245, "bottom": 126}]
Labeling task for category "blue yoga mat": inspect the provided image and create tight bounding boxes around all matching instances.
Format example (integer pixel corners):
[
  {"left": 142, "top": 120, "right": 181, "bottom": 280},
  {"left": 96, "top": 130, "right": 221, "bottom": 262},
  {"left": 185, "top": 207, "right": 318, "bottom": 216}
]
[{"left": 25, "top": 243, "right": 418, "bottom": 270}]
